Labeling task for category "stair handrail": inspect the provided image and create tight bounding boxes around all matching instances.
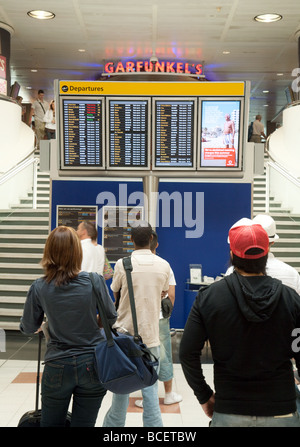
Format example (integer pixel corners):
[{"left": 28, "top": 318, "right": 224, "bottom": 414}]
[
  {"left": 0, "top": 149, "right": 39, "bottom": 209},
  {"left": 264, "top": 146, "right": 300, "bottom": 213}
]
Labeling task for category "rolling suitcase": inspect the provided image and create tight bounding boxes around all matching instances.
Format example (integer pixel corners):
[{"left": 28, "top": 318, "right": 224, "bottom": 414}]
[{"left": 18, "top": 331, "right": 71, "bottom": 427}]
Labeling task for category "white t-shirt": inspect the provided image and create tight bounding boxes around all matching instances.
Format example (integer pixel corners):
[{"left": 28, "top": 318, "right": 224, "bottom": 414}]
[
  {"left": 80, "top": 238, "right": 105, "bottom": 275},
  {"left": 111, "top": 249, "right": 171, "bottom": 347}
]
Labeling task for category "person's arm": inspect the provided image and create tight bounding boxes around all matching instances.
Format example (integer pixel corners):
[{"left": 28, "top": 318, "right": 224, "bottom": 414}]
[
  {"left": 179, "top": 292, "right": 214, "bottom": 409},
  {"left": 20, "top": 282, "right": 44, "bottom": 335}
]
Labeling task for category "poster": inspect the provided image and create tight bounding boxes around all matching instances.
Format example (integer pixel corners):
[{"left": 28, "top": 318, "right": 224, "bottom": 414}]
[{"left": 200, "top": 100, "right": 241, "bottom": 167}]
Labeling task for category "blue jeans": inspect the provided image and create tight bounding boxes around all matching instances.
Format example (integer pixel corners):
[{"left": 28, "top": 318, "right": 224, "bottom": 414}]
[
  {"left": 41, "top": 353, "right": 106, "bottom": 427},
  {"left": 211, "top": 411, "right": 300, "bottom": 427},
  {"left": 158, "top": 318, "right": 173, "bottom": 382},
  {"left": 102, "top": 346, "right": 163, "bottom": 427}
]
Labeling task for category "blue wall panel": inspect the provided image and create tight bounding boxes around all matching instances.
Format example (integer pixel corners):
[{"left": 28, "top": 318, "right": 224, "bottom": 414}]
[{"left": 51, "top": 179, "right": 251, "bottom": 329}]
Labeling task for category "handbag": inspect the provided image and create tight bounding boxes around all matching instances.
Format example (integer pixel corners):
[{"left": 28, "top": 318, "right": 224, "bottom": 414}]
[{"left": 89, "top": 259, "right": 158, "bottom": 394}]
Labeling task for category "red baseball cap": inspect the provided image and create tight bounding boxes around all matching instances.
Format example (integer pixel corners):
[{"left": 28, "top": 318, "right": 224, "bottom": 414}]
[{"left": 229, "top": 224, "right": 269, "bottom": 259}]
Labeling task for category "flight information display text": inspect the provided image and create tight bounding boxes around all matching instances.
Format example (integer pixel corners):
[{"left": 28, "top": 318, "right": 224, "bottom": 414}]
[
  {"left": 108, "top": 99, "right": 149, "bottom": 169},
  {"left": 154, "top": 99, "right": 195, "bottom": 168},
  {"left": 62, "top": 98, "right": 103, "bottom": 168}
]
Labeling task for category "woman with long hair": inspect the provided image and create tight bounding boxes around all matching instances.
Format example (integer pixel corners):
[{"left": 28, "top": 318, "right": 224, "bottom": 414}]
[{"left": 20, "top": 226, "right": 117, "bottom": 427}]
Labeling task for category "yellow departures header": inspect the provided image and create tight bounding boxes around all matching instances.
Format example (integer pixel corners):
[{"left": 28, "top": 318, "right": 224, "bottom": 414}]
[{"left": 59, "top": 81, "right": 245, "bottom": 97}]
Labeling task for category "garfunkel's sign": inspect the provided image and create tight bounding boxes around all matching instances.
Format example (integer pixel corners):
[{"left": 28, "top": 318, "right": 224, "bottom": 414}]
[{"left": 104, "top": 60, "right": 204, "bottom": 75}]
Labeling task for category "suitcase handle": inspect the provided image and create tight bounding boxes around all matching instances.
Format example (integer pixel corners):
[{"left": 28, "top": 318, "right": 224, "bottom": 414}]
[{"left": 35, "top": 331, "right": 43, "bottom": 412}]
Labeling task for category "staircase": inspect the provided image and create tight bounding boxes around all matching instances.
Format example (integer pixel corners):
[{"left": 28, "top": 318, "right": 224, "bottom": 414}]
[
  {"left": 253, "top": 160, "right": 300, "bottom": 273},
  {"left": 0, "top": 170, "right": 50, "bottom": 330}
]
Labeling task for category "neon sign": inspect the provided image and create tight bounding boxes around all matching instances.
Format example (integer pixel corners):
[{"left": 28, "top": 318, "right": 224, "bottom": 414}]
[{"left": 104, "top": 61, "right": 203, "bottom": 75}]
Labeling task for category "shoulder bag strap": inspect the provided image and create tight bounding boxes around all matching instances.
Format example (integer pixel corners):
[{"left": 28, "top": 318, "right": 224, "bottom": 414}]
[
  {"left": 89, "top": 272, "right": 114, "bottom": 347},
  {"left": 122, "top": 256, "right": 141, "bottom": 343}
]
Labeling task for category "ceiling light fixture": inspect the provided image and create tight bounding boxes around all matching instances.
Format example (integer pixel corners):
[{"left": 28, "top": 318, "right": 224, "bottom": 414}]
[
  {"left": 222, "top": 51, "right": 230, "bottom": 54},
  {"left": 78, "top": 49, "right": 86, "bottom": 52},
  {"left": 31, "top": 69, "right": 38, "bottom": 72},
  {"left": 263, "top": 90, "right": 269, "bottom": 93},
  {"left": 277, "top": 73, "right": 284, "bottom": 76},
  {"left": 254, "top": 13, "right": 282, "bottom": 23},
  {"left": 27, "top": 10, "right": 55, "bottom": 20}
]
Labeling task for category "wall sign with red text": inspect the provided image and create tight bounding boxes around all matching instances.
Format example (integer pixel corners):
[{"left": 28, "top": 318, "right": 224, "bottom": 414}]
[{"left": 104, "top": 60, "right": 203, "bottom": 75}]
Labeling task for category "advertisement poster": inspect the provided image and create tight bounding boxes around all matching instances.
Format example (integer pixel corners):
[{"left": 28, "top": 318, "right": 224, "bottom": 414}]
[{"left": 200, "top": 100, "right": 241, "bottom": 167}]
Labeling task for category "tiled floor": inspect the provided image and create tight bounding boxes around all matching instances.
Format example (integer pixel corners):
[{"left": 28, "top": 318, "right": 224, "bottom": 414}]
[{"left": 0, "top": 331, "right": 214, "bottom": 428}]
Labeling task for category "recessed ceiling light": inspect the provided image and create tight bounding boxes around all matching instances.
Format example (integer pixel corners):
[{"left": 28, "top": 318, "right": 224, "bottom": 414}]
[
  {"left": 263, "top": 104, "right": 269, "bottom": 107},
  {"left": 254, "top": 13, "right": 282, "bottom": 23},
  {"left": 277, "top": 73, "right": 284, "bottom": 76},
  {"left": 78, "top": 49, "right": 86, "bottom": 52},
  {"left": 263, "top": 90, "right": 269, "bottom": 93},
  {"left": 31, "top": 69, "right": 38, "bottom": 72},
  {"left": 27, "top": 10, "right": 55, "bottom": 20},
  {"left": 222, "top": 51, "right": 231, "bottom": 54},
  {"left": 26, "top": 86, "right": 32, "bottom": 90}
]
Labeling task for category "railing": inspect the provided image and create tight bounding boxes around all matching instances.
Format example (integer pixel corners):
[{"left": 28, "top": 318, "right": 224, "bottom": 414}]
[
  {"left": 264, "top": 144, "right": 300, "bottom": 215},
  {"left": 0, "top": 150, "right": 39, "bottom": 213}
]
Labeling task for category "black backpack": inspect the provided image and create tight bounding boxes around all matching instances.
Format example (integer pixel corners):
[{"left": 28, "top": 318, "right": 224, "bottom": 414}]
[{"left": 248, "top": 122, "right": 253, "bottom": 142}]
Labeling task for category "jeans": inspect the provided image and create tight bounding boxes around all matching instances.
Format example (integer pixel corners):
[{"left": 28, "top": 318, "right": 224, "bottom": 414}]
[
  {"left": 211, "top": 411, "right": 300, "bottom": 427},
  {"left": 158, "top": 318, "right": 173, "bottom": 382},
  {"left": 41, "top": 353, "right": 107, "bottom": 427},
  {"left": 102, "top": 346, "right": 163, "bottom": 427}
]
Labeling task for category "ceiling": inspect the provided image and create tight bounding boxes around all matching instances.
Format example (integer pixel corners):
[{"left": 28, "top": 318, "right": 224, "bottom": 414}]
[{"left": 1, "top": 0, "right": 300, "bottom": 125}]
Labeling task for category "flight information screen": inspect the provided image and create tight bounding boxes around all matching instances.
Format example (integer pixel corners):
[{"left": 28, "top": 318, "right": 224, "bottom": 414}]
[
  {"left": 108, "top": 98, "right": 149, "bottom": 169},
  {"left": 61, "top": 98, "right": 104, "bottom": 169},
  {"left": 154, "top": 99, "right": 195, "bottom": 169}
]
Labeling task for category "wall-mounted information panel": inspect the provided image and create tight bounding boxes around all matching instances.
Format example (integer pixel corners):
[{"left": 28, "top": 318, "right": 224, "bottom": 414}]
[
  {"left": 198, "top": 98, "right": 244, "bottom": 170},
  {"left": 60, "top": 96, "right": 105, "bottom": 169},
  {"left": 57, "top": 80, "right": 248, "bottom": 173},
  {"left": 102, "top": 206, "right": 144, "bottom": 261},
  {"left": 56, "top": 205, "right": 98, "bottom": 229},
  {"left": 107, "top": 97, "right": 150, "bottom": 170},
  {"left": 152, "top": 97, "right": 196, "bottom": 170}
]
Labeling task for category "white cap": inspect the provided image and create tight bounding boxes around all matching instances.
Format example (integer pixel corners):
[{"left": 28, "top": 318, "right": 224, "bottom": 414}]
[
  {"left": 252, "top": 214, "right": 279, "bottom": 241},
  {"left": 227, "top": 218, "right": 254, "bottom": 243}
]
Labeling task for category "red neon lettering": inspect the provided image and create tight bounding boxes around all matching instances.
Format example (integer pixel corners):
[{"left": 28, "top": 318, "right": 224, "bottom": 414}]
[
  {"left": 144, "top": 62, "right": 153, "bottom": 72},
  {"left": 155, "top": 62, "right": 165, "bottom": 72},
  {"left": 176, "top": 63, "right": 183, "bottom": 73},
  {"left": 195, "top": 64, "right": 203, "bottom": 75},
  {"left": 115, "top": 62, "right": 125, "bottom": 73},
  {"left": 104, "top": 62, "right": 114, "bottom": 73},
  {"left": 136, "top": 61, "right": 143, "bottom": 72},
  {"left": 166, "top": 62, "right": 175, "bottom": 72},
  {"left": 126, "top": 61, "right": 135, "bottom": 72},
  {"left": 184, "top": 63, "right": 191, "bottom": 74}
]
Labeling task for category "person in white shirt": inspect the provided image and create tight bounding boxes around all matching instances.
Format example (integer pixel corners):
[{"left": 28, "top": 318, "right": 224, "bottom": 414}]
[
  {"left": 30, "top": 89, "right": 49, "bottom": 147},
  {"left": 250, "top": 115, "right": 267, "bottom": 143},
  {"left": 103, "top": 222, "right": 171, "bottom": 427},
  {"left": 226, "top": 215, "right": 300, "bottom": 295},
  {"left": 76, "top": 221, "right": 105, "bottom": 275},
  {"left": 135, "top": 230, "right": 182, "bottom": 408}
]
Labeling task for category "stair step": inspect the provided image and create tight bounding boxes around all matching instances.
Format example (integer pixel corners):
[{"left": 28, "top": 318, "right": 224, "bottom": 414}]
[
  {"left": 0, "top": 322, "right": 21, "bottom": 330},
  {"left": 0, "top": 296, "right": 26, "bottom": 304},
  {"left": 0, "top": 308, "right": 23, "bottom": 317},
  {"left": 10, "top": 204, "right": 50, "bottom": 209}
]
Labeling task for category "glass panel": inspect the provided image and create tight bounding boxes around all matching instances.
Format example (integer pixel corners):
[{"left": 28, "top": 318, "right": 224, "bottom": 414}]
[
  {"left": 268, "top": 164, "right": 300, "bottom": 215},
  {"left": 0, "top": 161, "right": 35, "bottom": 223}
]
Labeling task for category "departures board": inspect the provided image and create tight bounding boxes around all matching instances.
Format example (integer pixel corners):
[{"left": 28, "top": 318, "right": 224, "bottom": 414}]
[
  {"left": 107, "top": 98, "right": 150, "bottom": 170},
  {"left": 58, "top": 81, "right": 247, "bottom": 172},
  {"left": 60, "top": 97, "right": 105, "bottom": 169},
  {"left": 153, "top": 98, "right": 196, "bottom": 170}
]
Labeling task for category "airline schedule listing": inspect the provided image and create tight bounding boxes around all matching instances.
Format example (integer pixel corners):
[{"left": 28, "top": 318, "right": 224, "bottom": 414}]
[
  {"left": 155, "top": 100, "right": 194, "bottom": 167},
  {"left": 109, "top": 100, "right": 148, "bottom": 168},
  {"left": 63, "top": 99, "right": 103, "bottom": 167}
]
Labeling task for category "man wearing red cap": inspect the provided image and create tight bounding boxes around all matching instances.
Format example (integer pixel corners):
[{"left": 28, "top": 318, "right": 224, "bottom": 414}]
[{"left": 180, "top": 224, "right": 300, "bottom": 427}]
